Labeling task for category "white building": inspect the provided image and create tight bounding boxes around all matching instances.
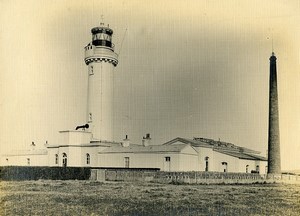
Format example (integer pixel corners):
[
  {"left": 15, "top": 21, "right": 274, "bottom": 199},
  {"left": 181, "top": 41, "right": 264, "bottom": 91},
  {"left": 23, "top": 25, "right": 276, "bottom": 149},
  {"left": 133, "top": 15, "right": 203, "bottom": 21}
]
[
  {"left": 0, "top": 23, "right": 267, "bottom": 174},
  {"left": 1, "top": 134, "right": 267, "bottom": 174},
  {"left": 95, "top": 135, "right": 267, "bottom": 173}
]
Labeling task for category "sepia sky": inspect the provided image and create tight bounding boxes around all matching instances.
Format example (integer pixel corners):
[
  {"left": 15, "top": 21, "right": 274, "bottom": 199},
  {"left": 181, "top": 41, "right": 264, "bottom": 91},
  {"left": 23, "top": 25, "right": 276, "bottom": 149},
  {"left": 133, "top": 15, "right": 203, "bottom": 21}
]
[{"left": 1, "top": 0, "right": 300, "bottom": 170}]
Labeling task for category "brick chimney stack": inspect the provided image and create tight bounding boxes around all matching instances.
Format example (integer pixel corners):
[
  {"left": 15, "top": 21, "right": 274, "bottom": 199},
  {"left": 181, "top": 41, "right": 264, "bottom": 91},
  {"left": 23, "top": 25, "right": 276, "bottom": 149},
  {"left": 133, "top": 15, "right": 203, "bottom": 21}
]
[{"left": 267, "top": 52, "right": 281, "bottom": 174}]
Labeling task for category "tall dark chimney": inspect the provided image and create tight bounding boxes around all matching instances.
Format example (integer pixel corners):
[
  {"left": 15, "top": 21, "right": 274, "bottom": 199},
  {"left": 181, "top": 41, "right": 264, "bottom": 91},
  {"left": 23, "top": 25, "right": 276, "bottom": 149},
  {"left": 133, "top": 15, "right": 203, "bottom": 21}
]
[{"left": 267, "top": 52, "right": 281, "bottom": 174}]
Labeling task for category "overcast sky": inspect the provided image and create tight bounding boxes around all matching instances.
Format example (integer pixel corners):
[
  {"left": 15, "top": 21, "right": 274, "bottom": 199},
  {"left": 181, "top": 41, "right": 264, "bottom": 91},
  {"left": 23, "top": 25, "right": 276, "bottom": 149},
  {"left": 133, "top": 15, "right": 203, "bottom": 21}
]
[{"left": 1, "top": 0, "right": 300, "bottom": 170}]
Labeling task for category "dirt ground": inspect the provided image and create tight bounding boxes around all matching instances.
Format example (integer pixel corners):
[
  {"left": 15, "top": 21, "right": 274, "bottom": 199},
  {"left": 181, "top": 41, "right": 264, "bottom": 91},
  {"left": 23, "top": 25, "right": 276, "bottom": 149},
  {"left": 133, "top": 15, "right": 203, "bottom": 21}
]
[{"left": 1, "top": 180, "right": 300, "bottom": 215}]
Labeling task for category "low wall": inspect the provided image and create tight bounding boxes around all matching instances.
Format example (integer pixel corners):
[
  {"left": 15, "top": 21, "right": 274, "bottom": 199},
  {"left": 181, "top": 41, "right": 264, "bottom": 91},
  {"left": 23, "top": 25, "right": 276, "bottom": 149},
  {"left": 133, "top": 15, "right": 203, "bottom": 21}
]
[
  {"left": 264, "top": 174, "right": 300, "bottom": 184},
  {"left": 90, "top": 169, "right": 159, "bottom": 182},
  {"left": 91, "top": 169, "right": 300, "bottom": 184},
  {"left": 154, "top": 172, "right": 265, "bottom": 184},
  {"left": 2, "top": 167, "right": 299, "bottom": 184},
  {"left": 0, "top": 166, "right": 91, "bottom": 180}
]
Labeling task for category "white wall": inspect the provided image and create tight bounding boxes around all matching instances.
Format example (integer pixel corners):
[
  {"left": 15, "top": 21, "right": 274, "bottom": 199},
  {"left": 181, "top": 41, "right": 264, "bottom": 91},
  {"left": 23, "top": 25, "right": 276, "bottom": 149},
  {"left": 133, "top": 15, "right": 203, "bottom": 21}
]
[
  {"left": 59, "top": 131, "right": 91, "bottom": 145},
  {"left": 47, "top": 148, "right": 59, "bottom": 166},
  {"left": 47, "top": 145, "right": 108, "bottom": 167},
  {"left": 194, "top": 147, "right": 214, "bottom": 171},
  {"left": 1, "top": 142, "right": 268, "bottom": 173},
  {"left": 178, "top": 154, "right": 200, "bottom": 171},
  {"left": 211, "top": 151, "right": 239, "bottom": 172},
  {"left": 192, "top": 147, "right": 267, "bottom": 173},
  {"left": 238, "top": 159, "right": 257, "bottom": 173},
  {"left": 87, "top": 62, "right": 115, "bottom": 141},
  {"left": 98, "top": 152, "right": 200, "bottom": 171},
  {"left": 256, "top": 160, "right": 268, "bottom": 174},
  {"left": 212, "top": 151, "right": 268, "bottom": 174},
  {"left": 2, "top": 154, "right": 48, "bottom": 166}
]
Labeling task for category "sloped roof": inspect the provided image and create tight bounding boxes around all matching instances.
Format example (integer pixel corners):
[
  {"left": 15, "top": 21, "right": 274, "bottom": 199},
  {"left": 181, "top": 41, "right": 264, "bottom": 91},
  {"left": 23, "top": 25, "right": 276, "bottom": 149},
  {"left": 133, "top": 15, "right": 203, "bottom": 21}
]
[
  {"left": 193, "top": 137, "right": 260, "bottom": 154},
  {"left": 3, "top": 149, "right": 48, "bottom": 156},
  {"left": 214, "top": 148, "right": 267, "bottom": 161},
  {"left": 99, "top": 143, "right": 197, "bottom": 154},
  {"left": 163, "top": 137, "right": 213, "bottom": 148},
  {"left": 47, "top": 141, "right": 122, "bottom": 148},
  {"left": 163, "top": 137, "right": 266, "bottom": 161}
]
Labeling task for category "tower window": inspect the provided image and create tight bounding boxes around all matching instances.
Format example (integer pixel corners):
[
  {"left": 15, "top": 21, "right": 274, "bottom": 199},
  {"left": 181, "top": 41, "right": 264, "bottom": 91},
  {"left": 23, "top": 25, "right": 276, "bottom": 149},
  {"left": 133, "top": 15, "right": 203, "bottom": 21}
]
[
  {"left": 246, "top": 165, "right": 249, "bottom": 173},
  {"left": 89, "top": 65, "right": 94, "bottom": 75},
  {"left": 86, "top": 153, "right": 90, "bottom": 165},
  {"left": 165, "top": 157, "right": 171, "bottom": 162},
  {"left": 89, "top": 113, "right": 92, "bottom": 122},
  {"left": 27, "top": 158, "right": 30, "bottom": 166}
]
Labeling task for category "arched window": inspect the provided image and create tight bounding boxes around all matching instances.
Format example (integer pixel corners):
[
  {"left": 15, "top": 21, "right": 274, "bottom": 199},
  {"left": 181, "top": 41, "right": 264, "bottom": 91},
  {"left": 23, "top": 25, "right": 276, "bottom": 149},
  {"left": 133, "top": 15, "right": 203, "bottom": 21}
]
[
  {"left": 86, "top": 153, "right": 90, "bottom": 165},
  {"left": 205, "top": 157, "right": 209, "bottom": 172},
  {"left": 246, "top": 165, "right": 249, "bottom": 173},
  {"left": 256, "top": 165, "right": 260, "bottom": 173},
  {"left": 55, "top": 154, "right": 58, "bottom": 165},
  {"left": 62, "top": 153, "right": 67, "bottom": 167}
]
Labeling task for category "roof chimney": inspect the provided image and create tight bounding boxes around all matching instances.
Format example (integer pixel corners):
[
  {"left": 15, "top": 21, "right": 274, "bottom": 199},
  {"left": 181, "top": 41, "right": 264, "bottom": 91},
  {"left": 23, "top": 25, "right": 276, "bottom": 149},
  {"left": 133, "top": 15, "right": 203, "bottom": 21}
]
[
  {"left": 142, "top": 133, "right": 151, "bottom": 146},
  {"left": 122, "top": 135, "right": 130, "bottom": 147}
]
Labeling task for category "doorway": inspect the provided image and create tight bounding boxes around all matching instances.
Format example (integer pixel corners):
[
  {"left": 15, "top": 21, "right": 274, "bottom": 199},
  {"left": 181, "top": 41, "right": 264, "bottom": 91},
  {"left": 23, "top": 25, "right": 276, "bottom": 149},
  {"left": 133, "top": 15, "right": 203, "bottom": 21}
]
[
  {"left": 205, "top": 157, "right": 209, "bottom": 171},
  {"left": 62, "top": 153, "right": 67, "bottom": 167},
  {"left": 164, "top": 157, "right": 171, "bottom": 171},
  {"left": 222, "top": 162, "right": 228, "bottom": 172}
]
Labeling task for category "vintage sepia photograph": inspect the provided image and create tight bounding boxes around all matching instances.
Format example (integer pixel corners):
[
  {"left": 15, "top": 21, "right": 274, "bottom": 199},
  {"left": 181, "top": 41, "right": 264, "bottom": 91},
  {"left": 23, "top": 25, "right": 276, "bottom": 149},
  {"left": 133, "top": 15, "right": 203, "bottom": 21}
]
[{"left": 1, "top": 0, "right": 300, "bottom": 215}]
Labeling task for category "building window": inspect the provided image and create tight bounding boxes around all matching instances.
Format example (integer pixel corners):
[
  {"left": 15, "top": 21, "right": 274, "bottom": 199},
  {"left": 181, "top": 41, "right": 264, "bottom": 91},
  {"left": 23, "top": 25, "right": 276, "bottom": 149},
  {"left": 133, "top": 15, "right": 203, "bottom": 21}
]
[
  {"left": 205, "top": 157, "right": 209, "bottom": 172},
  {"left": 222, "top": 162, "right": 228, "bottom": 172},
  {"left": 165, "top": 157, "right": 171, "bottom": 162},
  {"left": 246, "top": 165, "right": 249, "bottom": 173},
  {"left": 55, "top": 154, "right": 58, "bottom": 165},
  {"left": 62, "top": 153, "right": 67, "bottom": 167},
  {"left": 86, "top": 153, "right": 90, "bottom": 165},
  {"left": 27, "top": 158, "right": 30, "bottom": 166},
  {"left": 256, "top": 165, "right": 260, "bottom": 173},
  {"left": 124, "top": 157, "right": 129, "bottom": 168}
]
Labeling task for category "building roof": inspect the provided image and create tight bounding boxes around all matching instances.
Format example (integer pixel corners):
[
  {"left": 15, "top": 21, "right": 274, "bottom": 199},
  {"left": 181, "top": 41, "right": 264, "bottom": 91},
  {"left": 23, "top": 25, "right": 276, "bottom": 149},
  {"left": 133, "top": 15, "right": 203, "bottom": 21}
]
[
  {"left": 99, "top": 143, "right": 197, "bottom": 154},
  {"left": 2, "top": 149, "right": 48, "bottom": 156},
  {"left": 47, "top": 141, "right": 122, "bottom": 148},
  {"left": 163, "top": 137, "right": 267, "bottom": 161},
  {"left": 214, "top": 148, "right": 267, "bottom": 161},
  {"left": 163, "top": 137, "right": 213, "bottom": 148}
]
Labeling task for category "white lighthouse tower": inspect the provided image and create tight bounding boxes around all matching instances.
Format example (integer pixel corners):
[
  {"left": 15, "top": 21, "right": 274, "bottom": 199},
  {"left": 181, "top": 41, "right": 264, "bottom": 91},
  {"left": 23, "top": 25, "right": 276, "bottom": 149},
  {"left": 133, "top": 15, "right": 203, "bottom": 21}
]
[{"left": 84, "top": 23, "right": 118, "bottom": 141}]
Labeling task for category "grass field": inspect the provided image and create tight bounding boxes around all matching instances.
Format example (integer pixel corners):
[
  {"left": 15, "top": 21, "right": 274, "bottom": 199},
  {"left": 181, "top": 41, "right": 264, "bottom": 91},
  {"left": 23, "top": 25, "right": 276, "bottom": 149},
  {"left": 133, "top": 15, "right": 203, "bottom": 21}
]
[{"left": 1, "top": 180, "right": 300, "bottom": 215}]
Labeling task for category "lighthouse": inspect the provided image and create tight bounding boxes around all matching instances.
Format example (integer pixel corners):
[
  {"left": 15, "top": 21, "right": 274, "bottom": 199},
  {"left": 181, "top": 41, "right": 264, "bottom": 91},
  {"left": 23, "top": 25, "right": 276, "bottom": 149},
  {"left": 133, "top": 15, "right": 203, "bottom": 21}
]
[
  {"left": 267, "top": 52, "right": 281, "bottom": 174},
  {"left": 84, "top": 23, "right": 118, "bottom": 141}
]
